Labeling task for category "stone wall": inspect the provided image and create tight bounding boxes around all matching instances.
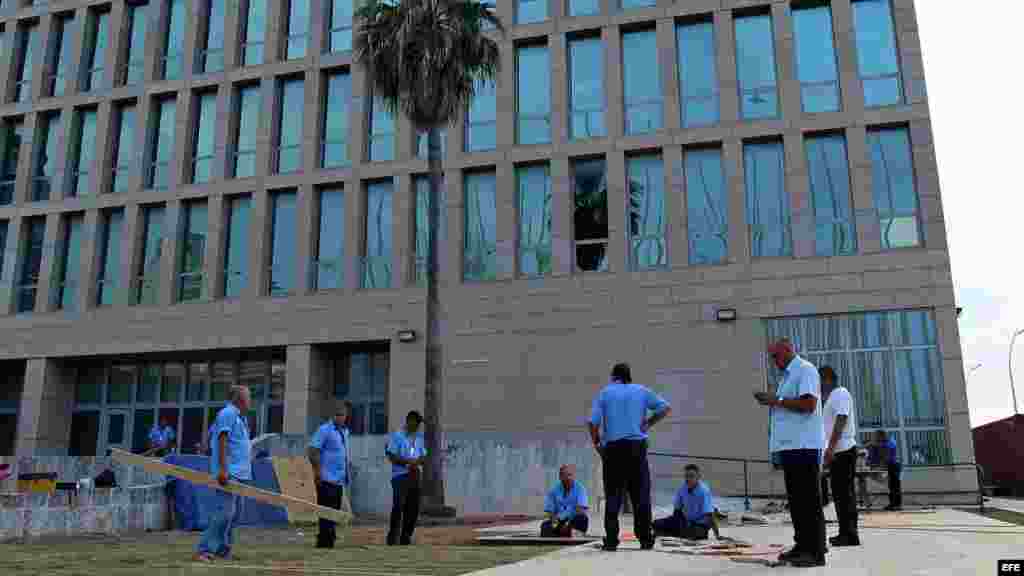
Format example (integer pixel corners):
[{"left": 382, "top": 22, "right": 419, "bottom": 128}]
[{"left": 0, "top": 485, "right": 166, "bottom": 542}]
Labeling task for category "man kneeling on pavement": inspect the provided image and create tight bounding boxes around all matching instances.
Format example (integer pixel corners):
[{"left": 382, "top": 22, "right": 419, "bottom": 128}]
[
  {"left": 653, "top": 464, "right": 715, "bottom": 540},
  {"left": 540, "top": 464, "right": 589, "bottom": 537}
]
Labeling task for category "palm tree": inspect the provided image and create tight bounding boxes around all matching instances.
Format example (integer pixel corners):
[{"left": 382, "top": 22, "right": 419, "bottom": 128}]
[{"left": 355, "top": 0, "right": 503, "bottom": 512}]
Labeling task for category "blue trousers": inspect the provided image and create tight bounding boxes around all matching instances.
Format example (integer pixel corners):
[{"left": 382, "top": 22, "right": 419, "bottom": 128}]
[{"left": 196, "top": 481, "right": 245, "bottom": 557}]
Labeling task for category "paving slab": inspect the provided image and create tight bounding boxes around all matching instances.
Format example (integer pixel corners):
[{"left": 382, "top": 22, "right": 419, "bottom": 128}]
[{"left": 466, "top": 508, "right": 1024, "bottom": 575}]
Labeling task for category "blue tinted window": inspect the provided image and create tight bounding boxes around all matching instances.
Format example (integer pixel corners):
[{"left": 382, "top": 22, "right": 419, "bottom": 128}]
[
  {"left": 329, "top": 0, "right": 353, "bottom": 52},
  {"left": 269, "top": 192, "right": 297, "bottom": 296},
  {"left": 71, "top": 110, "right": 98, "bottom": 198},
  {"left": 622, "top": 29, "right": 662, "bottom": 135},
  {"left": 0, "top": 221, "right": 7, "bottom": 284},
  {"left": 744, "top": 141, "right": 791, "bottom": 257},
  {"left": 868, "top": 127, "right": 919, "bottom": 249},
  {"left": 124, "top": 4, "right": 147, "bottom": 85},
  {"left": 97, "top": 210, "right": 124, "bottom": 306},
  {"left": 853, "top": 0, "right": 903, "bottom": 107},
  {"left": 628, "top": 155, "right": 666, "bottom": 270},
  {"left": 517, "top": 0, "right": 547, "bottom": 24},
  {"left": 414, "top": 175, "right": 446, "bottom": 286},
  {"left": 793, "top": 5, "right": 841, "bottom": 113},
  {"left": 323, "top": 71, "right": 351, "bottom": 168},
  {"left": 369, "top": 95, "right": 394, "bottom": 162},
  {"left": 568, "top": 0, "right": 599, "bottom": 16},
  {"left": 56, "top": 214, "right": 84, "bottom": 311},
  {"left": 243, "top": 0, "right": 266, "bottom": 65},
  {"left": 362, "top": 181, "right": 393, "bottom": 289},
  {"left": 138, "top": 206, "right": 164, "bottom": 305},
  {"left": 517, "top": 165, "right": 551, "bottom": 278},
  {"left": 113, "top": 104, "right": 136, "bottom": 193},
  {"left": 316, "top": 187, "right": 344, "bottom": 290},
  {"left": 677, "top": 20, "right": 719, "bottom": 127},
  {"left": 224, "top": 196, "right": 251, "bottom": 297},
  {"left": 684, "top": 148, "right": 728, "bottom": 265},
  {"left": 179, "top": 202, "right": 208, "bottom": 302},
  {"left": 573, "top": 158, "right": 608, "bottom": 273},
  {"left": 192, "top": 93, "right": 217, "bottom": 184},
  {"left": 516, "top": 45, "right": 551, "bottom": 145},
  {"left": 17, "top": 218, "right": 45, "bottom": 313},
  {"left": 163, "top": 0, "right": 186, "bottom": 80},
  {"left": 201, "top": 0, "right": 226, "bottom": 74},
  {"left": 286, "top": 0, "right": 309, "bottom": 59},
  {"left": 276, "top": 79, "right": 304, "bottom": 173},
  {"left": 466, "top": 78, "right": 497, "bottom": 152},
  {"left": 569, "top": 36, "right": 605, "bottom": 140},
  {"left": 234, "top": 85, "right": 261, "bottom": 178},
  {"left": 735, "top": 14, "right": 778, "bottom": 120},
  {"left": 149, "top": 98, "right": 176, "bottom": 190},
  {"left": 620, "top": 0, "right": 655, "bottom": 9},
  {"left": 464, "top": 172, "right": 497, "bottom": 281},
  {"left": 805, "top": 134, "right": 856, "bottom": 256}
]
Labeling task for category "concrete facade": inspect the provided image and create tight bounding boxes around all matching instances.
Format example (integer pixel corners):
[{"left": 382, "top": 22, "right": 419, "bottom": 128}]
[{"left": 0, "top": 0, "right": 975, "bottom": 500}]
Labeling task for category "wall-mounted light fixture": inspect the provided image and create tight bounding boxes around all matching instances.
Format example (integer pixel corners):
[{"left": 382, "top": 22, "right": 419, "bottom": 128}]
[
  {"left": 716, "top": 308, "right": 737, "bottom": 323},
  {"left": 397, "top": 330, "right": 417, "bottom": 343}
]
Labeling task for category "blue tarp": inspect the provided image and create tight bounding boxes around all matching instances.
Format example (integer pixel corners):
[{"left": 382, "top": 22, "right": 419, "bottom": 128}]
[{"left": 165, "top": 454, "right": 289, "bottom": 531}]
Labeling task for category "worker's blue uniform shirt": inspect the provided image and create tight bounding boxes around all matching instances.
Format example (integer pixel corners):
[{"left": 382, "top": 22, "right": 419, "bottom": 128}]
[
  {"left": 209, "top": 403, "right": 252, "bottom": 481},
  {"left": 589, "top": 381, "right": 670, "bottom": 445},
  {"left": 672, "top": 481, "right": 714, "bottom": 527},
  {"left": 385, "top": 429, "right": 427, "bottom": 479},
  {"left": 149, "top": 425, "right": 175, "bottom": 448},
  {"left": 544, "top": 480, "right": 588, "bottom": 522},
  {"left": 868, "top": 438, "right": 899, "bottom": 466},
  {"left": 309, "top": 421, "right": 350, "bottom": 486}
]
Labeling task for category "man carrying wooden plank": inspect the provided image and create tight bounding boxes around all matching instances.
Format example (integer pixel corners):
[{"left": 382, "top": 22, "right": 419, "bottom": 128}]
[
  {"left": 308, "top": 400, "right": 352, "bottom": 549},
  {"left": 194, "top": 385, "right": 252, "bottom": 562}
]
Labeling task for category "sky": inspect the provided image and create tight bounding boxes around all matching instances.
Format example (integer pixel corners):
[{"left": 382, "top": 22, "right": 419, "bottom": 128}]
[{"left": 915, "top": 3, "right": 1024, "bottom": 427}]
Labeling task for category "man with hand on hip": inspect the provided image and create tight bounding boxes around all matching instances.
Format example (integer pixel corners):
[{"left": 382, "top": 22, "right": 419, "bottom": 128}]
[
  {"left": 385, "top": 410, "right": 427, "bottom": 545},
  {"left": 308, "top": 400, "right": 352, "bottom": 549}
]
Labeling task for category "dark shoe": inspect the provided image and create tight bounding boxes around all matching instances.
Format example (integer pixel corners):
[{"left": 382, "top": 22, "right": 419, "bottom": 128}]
[
  {"left": 830, "top": 535, "right": 860, "bottom": 547},
  {"left": 640, "top": 540, "right": 655, "bottom": 550},
  {"left": 788, "top": 554, "right": 826, "bottom": 567},
  {"left": 778, "top": 547, "right": 802, "bottom": 562},
  {"left": 884, "top": 504, "right": 902, "bottom": 511},
  {"left": 601, "top": 540, "right": 618, "bottom": 551},
  {"left": 315, "top": 543, "right": 334, "bottom": 549}
]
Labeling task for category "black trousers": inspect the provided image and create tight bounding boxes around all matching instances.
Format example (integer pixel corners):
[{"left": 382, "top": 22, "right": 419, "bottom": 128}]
[
  {"left": 540, "top": 514, "right": 589, "bottom": 537},
  {"left": 316, "top": 481, "right": 343, "bottom": 548},
  {"left": 602, "top": 439, "right": 653, "bottom": 547},
  {"left": 780, "top": 449, "right": 827, "bottom": 559},
  {"left": 820, "top": 473, "right": 830, "bottom": 506},
  {"left": 829, "top": 447, "right": 859, "bottom": 540},
  {"left": 387, "top": 474, "right": 421, "bottom": 545},
  {"left": 652, "top": 510, "right": 709, "bottom": 540},
  {"left": 887, "top": 462, "right": 903, "bottom": 507}
]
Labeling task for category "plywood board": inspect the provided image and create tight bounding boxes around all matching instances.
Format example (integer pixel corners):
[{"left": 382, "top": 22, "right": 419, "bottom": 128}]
[
  {"left": 270, "top": 456, "right": 319, "bottom": 525},
  {"left": 110, "top": 449, "right": 351, "bottom": 525}
]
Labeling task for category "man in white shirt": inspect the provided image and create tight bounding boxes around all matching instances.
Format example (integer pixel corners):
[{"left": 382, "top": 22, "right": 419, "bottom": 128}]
[
  {"left": 755, "top": 339, "right": 827, "bottom": 568},
  {"left": 821, "top": 365, "right": 860, "bottom": 547}
]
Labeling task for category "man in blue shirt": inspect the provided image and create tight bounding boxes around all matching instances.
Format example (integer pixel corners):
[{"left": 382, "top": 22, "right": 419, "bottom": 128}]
[
  {"left": 194, "top": 386, "right": 252, "bottom": 562},
  {"left": 385, "top": 410, "right": 427, "bottom": 545},
  {"left": 308, "top": 400, "right": 352, "bottom": 549},
  {"left": 588, "top": 362, "right": 671, "bottom": 551},
  {"left": 148, "top": 416, "right": 176, "bottom": 456},
  {"left": 540, "top": 464, "right": 589, "bottom": 537},
  {"left": 653, "top": 464, "right": 714, "bottom": 540},
  {"left": 867, "top": 430, "right": 902, "bottom": 510}
]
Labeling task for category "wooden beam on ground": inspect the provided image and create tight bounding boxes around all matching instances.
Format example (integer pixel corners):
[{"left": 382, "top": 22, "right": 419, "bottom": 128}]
[{"left": 110, "top": 449, "right": 352, "bottom": 525}]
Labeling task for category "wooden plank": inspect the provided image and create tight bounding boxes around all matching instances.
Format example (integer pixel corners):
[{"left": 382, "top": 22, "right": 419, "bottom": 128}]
[
  {"left": 270, "top": 456, "right": 319, "bottom": 524},
  {"left": 110, "top": 449, "right": 352, "bottom": 525}
]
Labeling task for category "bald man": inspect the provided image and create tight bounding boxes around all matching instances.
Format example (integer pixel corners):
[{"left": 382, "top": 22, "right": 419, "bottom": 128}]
[{"left": 540, "top": 464, "right": 589, "bottom": 537}]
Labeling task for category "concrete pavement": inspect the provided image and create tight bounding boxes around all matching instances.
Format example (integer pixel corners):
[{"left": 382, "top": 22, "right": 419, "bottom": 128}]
[{"left": 467, "top": 508, "right": 1023, "bottom": 575}]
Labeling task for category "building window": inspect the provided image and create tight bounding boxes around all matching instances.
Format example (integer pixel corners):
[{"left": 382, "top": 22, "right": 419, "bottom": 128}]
[
  {"left": 322, "top": 70, "right": 351, "bottom": 168},
  {"left": 136, "top": 205, "right": 164, "bottom": 305},
  {"left": 32, "top": 112, "right": 60, "bottom": 202},
  {"left": 463, "top": 171, "right": 497, "bottom": 282},
  {"left": 805, "top": 133, "right": 856, "bottom": 256},
  {"left": 198, "top": 0, "right": 226, "bottom": 74},
  {"left": 233, "top": 85, "right": 261, "bottom": 178},
  {"left": 517, "top": 164, "right": 552, "bottom": 278},
  {"left": 16, "top": 217, "right": 45, "bottom": 314},
  {"left": 683, "top": 147, "right": 728, "bottom": 266},
  {"left": 284, "top": 0, "right": 309, "bottom": 60},
  {"left": 622, "top": 29, "right": 662, "bottom": 135},
  {"left": 327, "top": 0, "right": 353, "bottom": 53},
  {"left": 178, "top": 201, "right": 208, "bottom": 302},
  {"left": 68, "top": 108, "right": 98, "bottom": 198},
  {"left": 275, "top": 78, "right": 304, "bottom": 174},
  {"left": 0, "top": 120, "right": 23, "bottom": 205},
  {"left": 517, "top": 0, "right": 547, "bottom": 24},
  {"left": 677, "top": 19, "right": 719, "bottom": 128},
  {"left": 620, "top": 0, "right": 655, "bottom": 9},
  {"left": 0, "top": 222, "right": 7, "bottom": 286},
  {"left": 112, "top": 103, "right": 137, "bottom": 194},
  {"left": 413, "top": 175, "right": 445, "bottom": 286},
  {"left": 147, "top": 98, "right": 176, "bottom": 190},
  {"left": 572, "top": 158, "right": 608, "bottom": 273},
  {"left": 516, "top": 44, "right": 551, "bottom": 145},
  {"left": 190, "top": 92, "right": 218, "bottom": 185},
  {"left": 81, "top": 10, "right": 109, "bottom": 92},
  {"left": 466, "top": 77, "right": 497, "bottom": 152},
  {"left": 628, "top": 155, "right": 666, "bottom": 270},
  {"left": 333, "top": 347, "right": 389, "bottom": 436},
  {"left": 53, "top": 213, "right": 84, "bottom": 311},
  {"left": 567, "top": 0, "right": 599, "bottom": 17},
  {"left": 223, "top": 195, "right": 250, "bottom": 298},
  {"left": 416, "top": 129, "right": 447, "bottom": 160},
  {"left": 793, "top": 4, "right": 841, "bottom": 114},
  {"left": 734, "top": 12, "right": 778, "bottom": 120},
  {"left": 568, "top": 36, "right": 605, "bottom": 140},
  {"left": 868, "top": 127, "right": 920, "bottom": 250},
  {"left": 14, "top": 22, "right": 39, "bottom": 103},
  {"left": 368, "top": 94, "right": 394, "bottom": 162},
  {"left": 241, "top": 0, "right": 266, "bottom": 66},
  {"left": 766, "top": 310, "right": 949, "bottom": 465},
  {"left": 268, "top": 191, "right": 297, "bottom": 296},
  {"left": 122, "top": 3, "right": 148, "bottom": 86},
  {"left": 853, "top": 0, "right": 903, "bottom": 108},
  {"left": 361, "top": 180, "right": 393, "bottom": 289},
  {"left": 162, "top": 0, "right": 186, "bottom": 80},
  {"left": 744, "top": 140, "right": 791, "bottom": 258},
  {"left": 314, "top": 187, "right": 344, "bottom": 290},
  {"left": 46, "top": 15, "right": 74, "bottom": 97},
  {"left": 96, "top": 209, "right": 124, "bottom": 306}
]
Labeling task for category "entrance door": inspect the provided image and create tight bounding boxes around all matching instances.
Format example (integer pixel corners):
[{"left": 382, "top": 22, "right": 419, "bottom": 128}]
[{"left": 101, "top": 409, "right": 131, "bottom": 455}]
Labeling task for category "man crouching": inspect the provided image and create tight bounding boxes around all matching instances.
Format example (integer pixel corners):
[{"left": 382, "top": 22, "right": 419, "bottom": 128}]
[{"left": 540, "top": 464, "right": 589, "bottom": 537}]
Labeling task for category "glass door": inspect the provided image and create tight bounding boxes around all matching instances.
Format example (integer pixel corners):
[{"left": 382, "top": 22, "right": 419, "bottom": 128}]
[{"left": 101, "top": 409, "right": 131, "bottom": 455}]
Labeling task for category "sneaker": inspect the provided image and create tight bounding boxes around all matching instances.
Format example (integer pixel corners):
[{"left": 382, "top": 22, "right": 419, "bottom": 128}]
[
  {"left": 778, "top": 547, "right": 802, "bottom": 562},
  {"left": 601, "top": 540, "right": 618, "bottom": 551},
  {"left": 192, "top": 553, "right": 214, "bottom": 563},
  {"left": 640, "top": 540, "right": 655, "bottom": 551},
  {"left": 789, "top": 554, "right": 826, "bottom": 567}
]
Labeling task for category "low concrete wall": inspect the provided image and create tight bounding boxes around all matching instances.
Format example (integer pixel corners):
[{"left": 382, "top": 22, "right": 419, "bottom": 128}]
[{"left": 0, "top": 485, "right": 166, "bottom": 542}]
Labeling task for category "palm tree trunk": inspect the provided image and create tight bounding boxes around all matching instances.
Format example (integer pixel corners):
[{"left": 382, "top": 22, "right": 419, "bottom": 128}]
[{"left": 423, "top": 125, "right": 448, "bottom": 512}]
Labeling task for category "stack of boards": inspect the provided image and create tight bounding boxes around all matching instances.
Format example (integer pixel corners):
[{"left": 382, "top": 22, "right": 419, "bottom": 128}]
[{"left": 657, "top": 538, "right": 787, "bottom": 567}]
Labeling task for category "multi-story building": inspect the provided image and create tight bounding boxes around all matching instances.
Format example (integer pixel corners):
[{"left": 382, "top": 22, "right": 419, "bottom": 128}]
[{"left": 0, "top": 0, "right": 974, "bottom": 496}]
